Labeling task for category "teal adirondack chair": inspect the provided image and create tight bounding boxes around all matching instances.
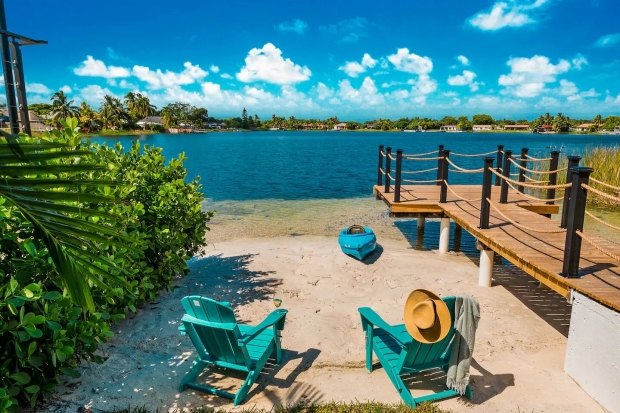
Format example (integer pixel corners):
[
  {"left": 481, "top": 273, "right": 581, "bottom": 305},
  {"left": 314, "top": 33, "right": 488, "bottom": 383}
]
[
  {"left": 178, "top": 296, "right": 288, "bottom": 405},
  {"left": 358, "top": 296, "right": 472, "bottom": 407}
]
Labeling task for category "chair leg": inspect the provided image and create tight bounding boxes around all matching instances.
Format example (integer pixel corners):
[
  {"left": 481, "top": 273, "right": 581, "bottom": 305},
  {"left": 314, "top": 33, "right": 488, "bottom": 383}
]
[
  {"left": 365, "top": 325, "right": 374, "bottom": 372},
  {"left": 179, "top": 358, "right": 209, "bottom": 392},
  {"left": 234, "top": 369, "right": 259, "bottom": 406},
  {"left": 274, "top": 333, "right": 283, "bottom": 365},
  {"left": 465, "top": 384, "right": 473, "bottom": 400},
  {"left": 386, "top": 370, "right": 416, "bottom": 408}
]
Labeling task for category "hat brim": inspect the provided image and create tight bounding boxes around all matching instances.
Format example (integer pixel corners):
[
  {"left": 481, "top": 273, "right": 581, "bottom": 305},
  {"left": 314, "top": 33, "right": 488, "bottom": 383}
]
[{"left": 404, "top": 289, "right": 452, "bottom": 344}]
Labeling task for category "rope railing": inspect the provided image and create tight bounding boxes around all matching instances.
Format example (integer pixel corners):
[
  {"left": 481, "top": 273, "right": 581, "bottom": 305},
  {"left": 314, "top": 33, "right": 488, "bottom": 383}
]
[
  {"left": 388, "top": 153, "right": 397, "bottom": 161},
  {"left": 380, "top": 150, "right": 386, "bottom": 156},
  {"left": 402, "top": 149, "right": 438, "bottom": 157},
  {"left": 402, "top": 178, "right": 442, "bottom": 184},
  {"left": 525, "top": 154, "right": 553, "bottom": 162},
  {"left": 486, "top": 198, "right": 567, "bottom": 233},
  {"left": 386, "top": 172, "right": 395, "bottom": 181},
  {"left": 508, "top": 157, "right": 568, "bottom": 175},
  {"left": 444, "top": 181, "right": 481, "bottom": 202},
  {"left": 576, "top": 230, "right": 620, "bottom": 262},
  {"left": 445, "top": 157, "right": 484, "bottom": 173},
  {"left": 585, "top": 210, "right": 620, "bottom": 232},
  {"left": 449, "top": 150, "right": 497, "bottom": 157},
  {"left": 489, "top": 168, "right": 572, "bottom": 190},
  {"left": 504, "top": 180, "right": 566, "bottom": 202},
  {"left": 379, "top": 168, "right": 386, "bottom": 175},
  {"left": 401, "top": 167, "right": 438, "bottom": 174},
  {"left": 405, "top": 156, "right": 443, "bottom": 161},
  {"left": 582, "top": 184, "right": 620, "bottom": 204},
  {"left": 523, "top": 175, "right": 549, "bottom": 183},
  {"left": 589, "top": 177, "right": 620, "bottom": 193}
]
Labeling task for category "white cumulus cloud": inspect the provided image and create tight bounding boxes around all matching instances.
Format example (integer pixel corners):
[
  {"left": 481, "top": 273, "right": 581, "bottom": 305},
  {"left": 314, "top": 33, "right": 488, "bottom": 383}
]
[
  {"left": 27, "top": 83, "right": 52, "bottom": 95},
  {"left": 498, "top": 55, "right": 572, "bottom": 98},
  {"left": 80, "top": 85, "right": 116, "bottom": 104},
  {"left": 132, "top": 62, "right": 208, "bottom": 90},
  {"left": 60, "top": 85, "right": 72, "bottom": 94},
  {"left": 74, "top": 56, "right": 130, "bottom": 78},
  {"left": 236, "top": 43, "right": 311, "bottom": 85},
  {"left": 210, "top": 65, "right": 220, "bottom": 73},
  {"left": 468, "top": 0, "right": 550, "bottom": 31},
  {"left": 594, "top": 33, "right": 620, "bottom": 48},
  {"left": 457, "top": 55, "right": 470, "bottom": 66},
  {"left": 338, "top": 77, "right": 385, "bottom": 106},
  {"left": 220, "top": 73, "right": 233, "bottom": 79},
  {"left": 339, "top": 53, "right": 377, "bottom": 77},
  {"left": 447, "top": 70, "right": 481, "bottom": 91},
  {"left": 387, "top": 48, "right": 433, "bottom": 75},
  {"left": 315, "top": 82, "right": 335, "bottom": 100}
]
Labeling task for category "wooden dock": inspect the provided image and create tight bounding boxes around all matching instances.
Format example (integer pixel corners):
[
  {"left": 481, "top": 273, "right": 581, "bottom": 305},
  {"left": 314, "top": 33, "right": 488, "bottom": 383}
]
[{"left": 374, "top": 184, "right": 620, "bottom": 312}]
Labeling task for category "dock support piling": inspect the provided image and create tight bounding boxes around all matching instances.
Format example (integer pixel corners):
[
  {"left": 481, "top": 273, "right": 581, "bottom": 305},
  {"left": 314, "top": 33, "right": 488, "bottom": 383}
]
[
  {"left": 562, "top": 167, "right": 593, "bottom": 278},
  {"left": 377, "top": 145, "right": 384, "bottom": 187},
  {"left": 394, "top": 149, "right": 403, "bottom": 202},
  {"left": 454, "top": 224, "right": 462, "bottom": 252},
  {"left": 417, "top": 217, "right": 425, "bottom": 229},
  {"left": 439, "top": 218, "right": 450, "bottom": 254},
  {"left": 518, "top": 148, "right": 529, "bottom": 193},
  {"left": 436, "top": 144, "right": 444, "bottom": 186},
  {"left": 439, "top": 150, "right": 450, "bottom": 203},
  {"left": 560, "top": 156, "right": 582, "bottom": 229},
  {"left": 500, "top": 150, "right": 512, "bottom": 204},
  {"left": 495, "top": 145, "right": 504, "bottom": 186},
  {"left": 478, "top": 248, "right": 494, "bottom": 287},
  {"left": 546, "top": 150, "right": 560, "bottom": 205},
  {"left": 384, "top": 147, "right": 392, "bottom": 194},
  {"left": 479, "top": 157, "right": 495, "bottom": 229}
]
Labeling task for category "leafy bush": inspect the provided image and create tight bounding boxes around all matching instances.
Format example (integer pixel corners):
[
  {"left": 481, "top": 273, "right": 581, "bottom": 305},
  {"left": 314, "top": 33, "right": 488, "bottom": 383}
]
[{"left": 0, "top": 120, "right": 213, "bottom": 411}]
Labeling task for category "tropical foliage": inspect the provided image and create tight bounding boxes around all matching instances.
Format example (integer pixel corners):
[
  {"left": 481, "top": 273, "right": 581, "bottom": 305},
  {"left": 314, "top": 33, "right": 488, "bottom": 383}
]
[{"left": 0, "top": 119, "right": 212, "bottom": 411}]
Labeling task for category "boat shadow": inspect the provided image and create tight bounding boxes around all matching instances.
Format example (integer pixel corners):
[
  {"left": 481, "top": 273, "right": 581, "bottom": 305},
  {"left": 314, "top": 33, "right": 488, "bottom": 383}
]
[{"left": 361, "top": 243, "right": 384, "bottom": 264}]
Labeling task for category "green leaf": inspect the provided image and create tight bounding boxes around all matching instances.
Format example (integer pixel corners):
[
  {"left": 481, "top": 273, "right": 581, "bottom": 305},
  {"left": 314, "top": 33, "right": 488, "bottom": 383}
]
[
  {"left": 27, "top": 341, "right": 37, "bottom": 357},
  {"left": 42, "top": 291, "right": 61, "bottom": 300},
  {"left": 23, "top": 240, "right": 37, "bottom": 257},
  {"left": 46, "top": 320, "right": 62, "bottom": 331},
  {"left": 9, "top": 372, "right": 31, "bottom": 384},
  {"left": 25, "top": 327, "right": 42, "bottom": 338},
  {"left": 58, "top": 368, "right": 81, "bottom": 378},
  {"left": 24, "top": 385, "right": 39, "bottom": 394}
]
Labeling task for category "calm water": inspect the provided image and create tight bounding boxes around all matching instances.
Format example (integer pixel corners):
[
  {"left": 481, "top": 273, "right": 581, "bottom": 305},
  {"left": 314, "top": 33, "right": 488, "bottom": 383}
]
[{"left": 91, "top": 131, "right": 620, "bottom": 202}]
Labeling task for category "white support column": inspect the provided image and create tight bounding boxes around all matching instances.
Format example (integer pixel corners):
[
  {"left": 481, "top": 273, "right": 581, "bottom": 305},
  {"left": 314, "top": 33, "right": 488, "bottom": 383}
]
[
  {"left": 439, "top": 218, "right": 450, "bottom": 254},
  {"left": 478, "top": 248, "right": 494, "bottom": 287},
  {"left": 417, "top": 217, "right": 425, "bottom": 229}
]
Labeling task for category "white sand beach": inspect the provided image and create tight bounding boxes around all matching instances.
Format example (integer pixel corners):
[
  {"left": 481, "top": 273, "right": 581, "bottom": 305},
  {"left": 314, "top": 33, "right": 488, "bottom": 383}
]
[{"left": 43, "top": 227, "right": 604, "bottom": 412}]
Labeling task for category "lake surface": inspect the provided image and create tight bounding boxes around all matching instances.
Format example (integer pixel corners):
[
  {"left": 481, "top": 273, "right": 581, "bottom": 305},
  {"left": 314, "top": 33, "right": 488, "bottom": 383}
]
[
  {"left": 91, "top": 131, "right": 620, "bottom": 202},
  {"left": 90, "top": 131, "right": 620, "bottom": 249}
]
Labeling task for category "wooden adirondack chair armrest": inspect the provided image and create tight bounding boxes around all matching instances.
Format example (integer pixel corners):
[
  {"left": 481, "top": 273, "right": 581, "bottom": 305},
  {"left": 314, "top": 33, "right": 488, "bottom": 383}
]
[
  {"left": 238, "top": 309, "right": 288, "bottom": 345},
  {"left": 178, "top": 324, "right": 187, "bottom": 336},
  {"left": 180, "top": 314, "right": 238, "bottom": 330},
  {"left": 358, "top": 307, "right": 413, "bottom": 345}
]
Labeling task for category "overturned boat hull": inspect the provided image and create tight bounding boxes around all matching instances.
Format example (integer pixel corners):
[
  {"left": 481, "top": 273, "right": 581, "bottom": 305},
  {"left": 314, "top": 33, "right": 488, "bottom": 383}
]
[{"left": 338, "top": 226, "right": 377, "bottom": 260}]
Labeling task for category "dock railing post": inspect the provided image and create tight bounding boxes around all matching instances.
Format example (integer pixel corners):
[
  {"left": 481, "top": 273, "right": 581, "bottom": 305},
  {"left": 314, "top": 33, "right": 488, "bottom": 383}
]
[
  {"left": 560, "top": 156, "right": 582, "bottom": 228},
  {"left": 439, "top": 149, "right": 450, "bottom": 203},
  {"left": 562, "top": 167, "right": 593, "bottom": 278},
  {"left": 495, "top": 145, "right": 504, "bottom": 186},
  {"left": 394, "top": 149, "right": 403, "bottom": 203},
  {"left": 384, "top": 147, "right": 392, "bottom": 194},
  {"left": 377, "top": 145, "right": 384, "bottom": 187},
  {"left": 436, "top": 144, "right": 444, "bottom": 186},
  {"left": 518, "top": 148, "right": 529, "bottom": 193},
  {"left": 546, "top": 150, "right": 560, "bottom": 204},
  {"left": 479, "top": 157, "right": 495, "bottom": 229},
  {"left": 500, "top": 150, "right": 512, "bottom": 204}
]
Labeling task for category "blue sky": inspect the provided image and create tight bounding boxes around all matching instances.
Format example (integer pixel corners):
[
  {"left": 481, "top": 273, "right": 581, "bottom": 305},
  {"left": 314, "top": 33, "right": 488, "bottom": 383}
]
[{"left": 8, "top": 0, "right": 620, "bottom": 120}]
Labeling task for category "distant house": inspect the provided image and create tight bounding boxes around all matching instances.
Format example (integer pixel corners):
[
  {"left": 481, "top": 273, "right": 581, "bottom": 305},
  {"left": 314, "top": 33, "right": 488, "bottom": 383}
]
[
  {"left": 365, "top": 123, "right": 374, "bottom": 129},
  {"left": 540, "top": 124, "right": 553, "bottom": 132},
  {"left": 575, "top": 123, "right": 598, "bottom": 132},
  {"left": 615, "top": 126, "right": 620, "bottom": 133},
  {"left": 206, "top": 122, "right": 222, "bottom": 129},
  {"left": 137, "top": 116, "right": 163, "bottom": 128},
  {"left": 504, "top": 124, "right": 530, "bottom": 131},
  {"left": 1, "top": 109, "right": 51, "bottom": 132},
  {"left": 472, "top": 124, "right": 492, "bottom": 131},
  {"left": 334, "top": 122, "right": 347, "bottom": 131},
  {"left": 440, "top": 125, "right": 458, "bottom": 131}
]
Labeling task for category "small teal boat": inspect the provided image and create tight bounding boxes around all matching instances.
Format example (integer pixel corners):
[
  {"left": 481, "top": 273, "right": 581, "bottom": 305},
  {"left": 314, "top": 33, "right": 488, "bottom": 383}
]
[{"left": 338, "top": 225, "right": 377, "bottom": 260}]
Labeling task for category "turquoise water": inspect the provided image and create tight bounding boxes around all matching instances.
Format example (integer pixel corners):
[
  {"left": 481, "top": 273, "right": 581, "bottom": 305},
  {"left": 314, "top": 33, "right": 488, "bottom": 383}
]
[
  {"left": 90, "top": 131, "right": 620, "bottom": 202},
  {"left": 90, "top": 131, "right": 620, "bottom": 248}
]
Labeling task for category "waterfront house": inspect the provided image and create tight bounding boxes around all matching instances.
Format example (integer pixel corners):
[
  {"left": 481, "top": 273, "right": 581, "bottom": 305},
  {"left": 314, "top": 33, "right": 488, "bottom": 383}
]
[
  {"left": 334, "top": 122, "right": 347, "bottom": 131},
  {"left": 206, "top": 122, "right": 223, "bottom": 129},
  {"left": 472, "top": 124, "right": 493, "bottom": 131},
  {"left": 1, "top": 109, "right": 51, "bottom": 132},
  {"left": 540, "top": 124, "right": 553, "bottom": 132},
  {"left": 615, "top": 126, "right": 620, "bottom": 133},
  {"left": 440, "top": 125, "right": 458, "bottom": 131},
  {"left": 504, "top": 124, "right": 530, "bottom": 131},
  {"left": 137, "top": 116, "right": 163, "bottom": 129},
  {"left": 575, "top": 123, "right": 598, "bottom": 132}
]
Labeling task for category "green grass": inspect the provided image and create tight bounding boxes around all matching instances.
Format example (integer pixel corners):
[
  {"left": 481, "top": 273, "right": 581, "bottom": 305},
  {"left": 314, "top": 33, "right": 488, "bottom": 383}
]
[{"left": 105, "top": 402, "right": 450, "bottom": 413}]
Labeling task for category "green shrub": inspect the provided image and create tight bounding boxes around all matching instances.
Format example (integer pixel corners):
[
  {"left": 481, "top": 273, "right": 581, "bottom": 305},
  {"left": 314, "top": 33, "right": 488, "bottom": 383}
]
[{"left": 0, "top": 121, "right": 213, "bottom": 411}]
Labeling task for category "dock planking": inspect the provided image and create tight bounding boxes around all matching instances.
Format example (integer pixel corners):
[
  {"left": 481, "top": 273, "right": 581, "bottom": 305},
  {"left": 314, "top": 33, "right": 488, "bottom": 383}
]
[{"left": 375, "top": 184, "right": 620, "bottom": 312}]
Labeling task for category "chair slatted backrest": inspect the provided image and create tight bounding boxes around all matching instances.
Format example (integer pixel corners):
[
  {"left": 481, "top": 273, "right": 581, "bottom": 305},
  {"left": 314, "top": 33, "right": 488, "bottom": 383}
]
[
  {"left": 181, "top": 296, "right": 251, "bottom": 367},
  {"left": 400, "top": 296, "right": 456, "bottom": 371}
]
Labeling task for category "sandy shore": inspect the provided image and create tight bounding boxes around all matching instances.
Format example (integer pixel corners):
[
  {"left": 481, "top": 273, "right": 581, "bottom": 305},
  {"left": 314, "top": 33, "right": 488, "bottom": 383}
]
[{"left": 43, "top": 234, "right": 603, "bottom": 413}]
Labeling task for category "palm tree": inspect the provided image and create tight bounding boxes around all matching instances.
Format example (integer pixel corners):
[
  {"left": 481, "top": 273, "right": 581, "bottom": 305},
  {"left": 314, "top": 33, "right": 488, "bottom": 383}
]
[
  {"left": 0, "top": 121, "right": 142, "bottom": 311},
  {"left": 124, "top": 91, "right": 137, "bottom": 120},
  {"left": 78, "top": 102, "right": 100, "bottom": 132},
  {"left": 100, "top": 95, "right": 128, "bottom": 129},
  {"left": 50, "top": 91, "right": 79, "bottom": 127},
  {"left": 134, "top": 94, "right": 157, "bottom": 129},
  {"left": 594, "top": 114, "right": 602, "bottom": 128}
]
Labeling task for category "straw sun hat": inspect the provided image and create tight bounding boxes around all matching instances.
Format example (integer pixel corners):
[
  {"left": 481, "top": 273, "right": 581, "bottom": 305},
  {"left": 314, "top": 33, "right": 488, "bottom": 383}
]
[{"left": 404, "top": 289, "right": 452, "bottom": 344}]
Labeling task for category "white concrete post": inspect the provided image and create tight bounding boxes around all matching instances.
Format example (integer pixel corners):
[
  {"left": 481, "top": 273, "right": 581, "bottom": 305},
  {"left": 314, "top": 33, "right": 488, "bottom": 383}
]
[
  {"left": 478, "top": 248, "right": 494, "bottom": 287},
  {"left": 417, "top": 217, "right": 425, "bottom": 229},
  {"left": 439, "top": 218, "right": 450, "bottom": 254}
]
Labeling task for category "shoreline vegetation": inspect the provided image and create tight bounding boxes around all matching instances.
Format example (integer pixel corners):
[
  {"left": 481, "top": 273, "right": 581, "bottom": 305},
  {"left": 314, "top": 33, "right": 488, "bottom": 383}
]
[{"left": 22, "top": 90, "right": 620, "bottom": 135}]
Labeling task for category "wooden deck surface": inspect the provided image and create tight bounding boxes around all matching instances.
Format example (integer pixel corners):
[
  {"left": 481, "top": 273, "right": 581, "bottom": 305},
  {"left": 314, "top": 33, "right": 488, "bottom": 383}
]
[{"left": 374, "top": 184, "right": 620, "bottom": 312}]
